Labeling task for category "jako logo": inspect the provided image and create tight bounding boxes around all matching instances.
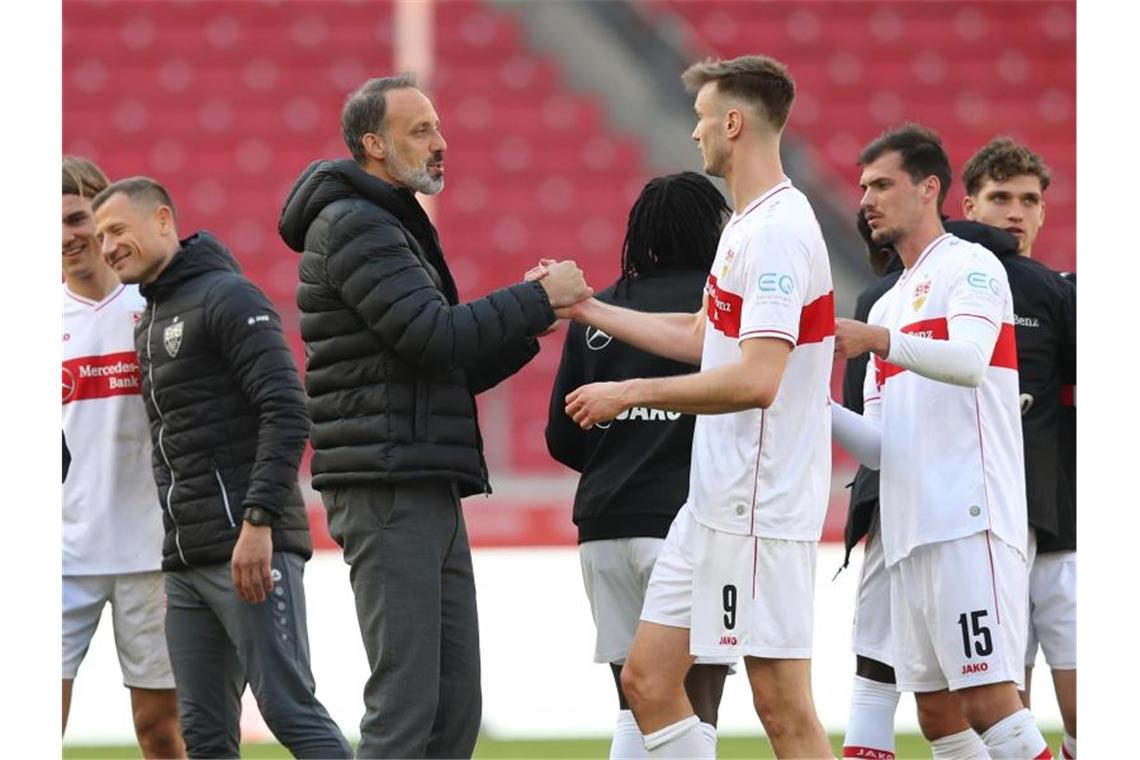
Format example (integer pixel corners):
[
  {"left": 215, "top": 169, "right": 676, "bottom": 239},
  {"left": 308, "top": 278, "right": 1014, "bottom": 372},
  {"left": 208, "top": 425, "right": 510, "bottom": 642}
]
[
  {"left": 594, "top": 406, "right": 682, "bottom": 430},
  {"left": 719, "top": 635, "right": 738, "bottom": 646},
  {"left": 758, "top": 272, "right": 794, "bottom": 294},
  {"left": 961, "top": 662, "right": 989, "bottom": 675}
]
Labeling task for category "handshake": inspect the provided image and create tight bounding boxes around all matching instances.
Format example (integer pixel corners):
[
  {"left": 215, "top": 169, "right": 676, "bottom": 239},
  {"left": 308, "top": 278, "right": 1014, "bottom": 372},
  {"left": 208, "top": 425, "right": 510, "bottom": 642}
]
[{"left": 524, "top": 259, "right": 594, "bottom": 317}]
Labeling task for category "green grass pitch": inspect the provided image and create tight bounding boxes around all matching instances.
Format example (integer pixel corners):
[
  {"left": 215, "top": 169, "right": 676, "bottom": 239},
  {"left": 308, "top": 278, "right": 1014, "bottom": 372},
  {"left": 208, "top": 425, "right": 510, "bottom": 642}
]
[{"left": 63, "top": 730, "right": 1064, "bottom": 759}]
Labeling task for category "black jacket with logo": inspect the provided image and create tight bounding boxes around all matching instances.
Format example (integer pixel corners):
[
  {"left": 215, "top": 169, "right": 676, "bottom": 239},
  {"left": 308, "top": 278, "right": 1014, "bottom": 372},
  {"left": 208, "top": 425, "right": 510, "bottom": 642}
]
[
  {"left": 546, "top": 270, "right": 706, "bottom": 543},
  {"left": 1005, "top": 254, "right": 1076, "bottom": 552},
  {"left": 841, "top": 221, "right": 1076, "bottom": 566},
  {"left": 137, "top": 232, "right": 313, "bottom": 571},
  {"left": 278, "top": 159, "right": 554, "bottom": 496}
]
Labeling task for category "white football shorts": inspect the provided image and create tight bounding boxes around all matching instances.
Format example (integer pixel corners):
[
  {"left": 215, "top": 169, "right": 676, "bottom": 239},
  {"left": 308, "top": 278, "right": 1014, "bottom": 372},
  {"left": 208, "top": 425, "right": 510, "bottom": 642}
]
[
  {"left": 62, "top": 572, "right": 175, "bottom": 689},
  {"left": 889, "top": 531, "right": 1027, "bottom": 693},
  {"left": 852, "top": 515, "right": 893, "bottom": 666},
  {"left": 580, "top": 536, "right": 735, "bottom": 667},
  {"left": 641, "top": 504, "right": 817, "bottom": 660},
  {"left": 1025, "top": 532, "right": 1076, "bottom": 670}
]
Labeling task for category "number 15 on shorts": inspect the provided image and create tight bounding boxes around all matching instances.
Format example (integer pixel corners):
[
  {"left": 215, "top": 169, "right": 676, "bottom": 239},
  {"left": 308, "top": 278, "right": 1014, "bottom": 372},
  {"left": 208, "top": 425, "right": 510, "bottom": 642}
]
[{"left": 958, "top": 609, "right": 993, "bottom": 659}]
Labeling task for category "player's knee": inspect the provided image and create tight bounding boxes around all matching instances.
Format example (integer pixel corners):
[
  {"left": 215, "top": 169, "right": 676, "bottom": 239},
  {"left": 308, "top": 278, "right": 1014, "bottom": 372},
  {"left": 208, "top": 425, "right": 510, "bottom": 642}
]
[
  {"left": 959, "top": 683, "right": 1022, "bottom": 732},
  {"left": 620, "top": 660, "right": 668, "bottom": 712},
  {"left": 916, "top": 696, "right": 966, "bottom": 741},
  {"left": 855, "top": 655, "right": 896, "bottom": 684},
  {"left": 133, "top": 708, "right": 183, "bottom": 757},
  {"left": 752, "top": 689, "right": 808, "bottom": 740}
]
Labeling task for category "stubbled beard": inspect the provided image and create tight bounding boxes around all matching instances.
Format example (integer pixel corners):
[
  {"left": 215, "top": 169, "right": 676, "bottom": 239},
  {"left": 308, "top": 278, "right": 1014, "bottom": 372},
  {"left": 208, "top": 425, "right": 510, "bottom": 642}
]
[
  {"left": 870, "top": 225, "right": 902, "bottom": 248},
  {"left": 384, "top": 143, "right": 444, "bottom": 195}
]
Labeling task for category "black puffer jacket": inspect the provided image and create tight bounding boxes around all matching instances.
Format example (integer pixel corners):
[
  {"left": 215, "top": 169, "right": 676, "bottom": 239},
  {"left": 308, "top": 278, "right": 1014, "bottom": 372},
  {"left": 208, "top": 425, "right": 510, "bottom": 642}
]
[
  {"left": 278, "top": 159, "right": 555, "bottom": 495},
  {"left": 138, "top": 232, "right": 312, "bottom": 571}
]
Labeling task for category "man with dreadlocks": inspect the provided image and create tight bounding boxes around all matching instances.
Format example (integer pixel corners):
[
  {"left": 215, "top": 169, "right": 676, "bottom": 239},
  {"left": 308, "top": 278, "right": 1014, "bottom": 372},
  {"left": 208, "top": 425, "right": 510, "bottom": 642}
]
[{"left": 546, "top": 172, "right": 735, "bottom": 759}]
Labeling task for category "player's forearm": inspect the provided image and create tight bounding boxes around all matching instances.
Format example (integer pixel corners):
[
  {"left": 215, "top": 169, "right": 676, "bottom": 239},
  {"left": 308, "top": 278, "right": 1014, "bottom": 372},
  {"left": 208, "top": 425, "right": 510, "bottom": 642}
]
[
  {"left": 572, "top": 299, "right": 703, "bottom": 365},
  {"left": 886, "top": 319, "right": 995, "bottom": 388},
  {"left": 831, "top": 402, "right": 882, "bottom": 469},
  {"left": 624, "top": 362, "right": 775, "bottom": 415}
]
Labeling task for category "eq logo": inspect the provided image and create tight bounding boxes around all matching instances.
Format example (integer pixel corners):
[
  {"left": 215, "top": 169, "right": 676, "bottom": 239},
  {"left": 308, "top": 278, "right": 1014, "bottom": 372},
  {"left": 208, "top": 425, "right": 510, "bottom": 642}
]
[
  {"left": 758, "top": 272, "right": 793, "bottom": 294},
  {"left": 62, "top": 367, "right": 77, "bottom": 403},
  {"left": 586, "top": 327, "right": 613, "bottom": 351},
  {"left": 966, "top": 271, "right": 1000, "bottom": 296}
]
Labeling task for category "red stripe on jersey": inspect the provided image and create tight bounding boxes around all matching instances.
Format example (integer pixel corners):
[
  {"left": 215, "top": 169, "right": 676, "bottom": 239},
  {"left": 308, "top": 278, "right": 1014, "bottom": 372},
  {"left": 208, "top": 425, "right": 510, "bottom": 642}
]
[
  {"left": 706, "top": 275, "right": 743, "bottom": 338},
  {"left": 873, "top": 318, "right": 1017, "bottom": 388},
  {"left": 62, "top": 351, "right": 143, "bottom": 405},
  {"left": 1036, "top": 747, "right": 1055, "bottom": 759},
  {"left": 1061, "top": 384, "right": 1075, "bottom": 406},
  {"left": 989, "top": 323, "right": 1018, "bottom": 371},
  {"left": 798, "top": 291, "right": 835, "bottom": 345},
  {"left": 842, "top": 747, "right": 895, "bottom": 759}
]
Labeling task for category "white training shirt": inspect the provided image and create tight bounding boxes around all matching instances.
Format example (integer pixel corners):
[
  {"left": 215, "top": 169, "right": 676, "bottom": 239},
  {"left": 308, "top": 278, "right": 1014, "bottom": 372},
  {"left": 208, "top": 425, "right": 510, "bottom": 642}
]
[
  {"left": 864, "top": 233, "right": 1027, "bottom": 566},
  {"left": 688, "top": 179, "right": 835, "bottom": 538},
  {"left": 63, "top": 283, "right": 164, "bottom": 575}
]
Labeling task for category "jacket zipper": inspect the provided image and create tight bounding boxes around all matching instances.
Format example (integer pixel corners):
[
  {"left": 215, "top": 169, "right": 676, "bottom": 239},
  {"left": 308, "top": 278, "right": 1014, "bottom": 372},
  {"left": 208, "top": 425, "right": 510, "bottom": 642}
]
[
  {"left": 214, "top": 467, "right": 236, "bottom": 528},
  {"left": 146, "top": 301, "right": 189, "bottom": 565}
]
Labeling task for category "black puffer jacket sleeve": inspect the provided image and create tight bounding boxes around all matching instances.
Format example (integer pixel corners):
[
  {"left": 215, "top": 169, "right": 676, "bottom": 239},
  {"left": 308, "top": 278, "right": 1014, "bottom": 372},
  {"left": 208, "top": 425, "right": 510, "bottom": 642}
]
[
  {"left": 326, "top": 208, "right": 555, "bottom": 370},
  {"left": 466, "top": 337, "right": 541, "bottom": 396},
  {"left": 205, "top": 276, "right": 309, "bottom": 518}
]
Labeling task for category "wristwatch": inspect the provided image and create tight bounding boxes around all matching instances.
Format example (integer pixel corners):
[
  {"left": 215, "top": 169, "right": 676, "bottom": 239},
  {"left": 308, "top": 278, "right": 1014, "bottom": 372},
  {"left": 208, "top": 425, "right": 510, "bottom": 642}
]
[{"left": 242, "top": 506, "right": 274, "bottom": 527}]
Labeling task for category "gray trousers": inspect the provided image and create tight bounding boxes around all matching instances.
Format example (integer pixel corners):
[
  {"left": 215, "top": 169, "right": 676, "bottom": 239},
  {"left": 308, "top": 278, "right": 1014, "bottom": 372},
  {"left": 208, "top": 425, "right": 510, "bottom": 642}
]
[
  {"left": 164, "top": 552, "right": 352, "bottom": 759},
  {"left": 323, "top": 480, "right": 481, "bottom": 759}
]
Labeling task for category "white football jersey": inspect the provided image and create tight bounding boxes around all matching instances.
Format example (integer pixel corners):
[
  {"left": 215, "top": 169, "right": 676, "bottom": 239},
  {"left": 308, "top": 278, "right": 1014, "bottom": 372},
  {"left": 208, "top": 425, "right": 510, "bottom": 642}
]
[
  {"left": 864, "top": 233, "right": 1027, "bottom": 566},
  {"left": 687, "top": 179, "right": 835, "bottom": 538},
  {"left": 62, "top": 283, "right": 164, "bottom": 575}
]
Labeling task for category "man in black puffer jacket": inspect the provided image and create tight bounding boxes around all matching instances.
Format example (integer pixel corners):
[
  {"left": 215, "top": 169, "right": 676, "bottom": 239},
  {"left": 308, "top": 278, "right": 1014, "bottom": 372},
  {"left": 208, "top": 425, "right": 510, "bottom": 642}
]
[
  {"left": 278, "top": 73, "right": 591, "bottom": 759},
  {"left": 93, "top": 177, "right": 350, "bottom": 759}
]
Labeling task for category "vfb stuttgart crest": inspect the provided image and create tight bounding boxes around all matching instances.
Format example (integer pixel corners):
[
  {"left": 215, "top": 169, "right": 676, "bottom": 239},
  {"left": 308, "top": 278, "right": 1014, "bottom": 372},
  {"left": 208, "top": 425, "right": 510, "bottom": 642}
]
[
  {"left": 912, "top": 275, "right": 932, "bottom": 311},
  {"left": 163, "top": 317, "right": 184, "bottom": 357}
]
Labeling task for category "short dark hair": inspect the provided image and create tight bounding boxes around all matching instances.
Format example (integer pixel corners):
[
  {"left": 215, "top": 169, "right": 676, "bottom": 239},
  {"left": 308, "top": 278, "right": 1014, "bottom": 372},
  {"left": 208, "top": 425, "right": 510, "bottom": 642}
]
[
  {"left": 681, "top": 55, "right": 796, "bottom": 131},
  {"left": 63, "top": 155, "right": 109, "bottom": 198},
  {"left": 341, "top": 73, "right": 418, "bottom": 163},
  {"left": 858, "top": 123, "right": 952, "bottom": 209},
  {"left": 618, "top": 172, "right": 730, "bottom": 294},
  {"left": 91, "top": 176, "right": 178, "bottom": 223},
  {"left": 962, "top": 137, "right": 1052, "bottom": 196}
]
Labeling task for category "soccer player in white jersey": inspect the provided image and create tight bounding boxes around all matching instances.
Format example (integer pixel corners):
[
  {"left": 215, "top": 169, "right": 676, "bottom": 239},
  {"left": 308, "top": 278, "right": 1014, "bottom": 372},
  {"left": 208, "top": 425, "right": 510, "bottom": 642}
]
[
  {"left": 557, "top": 54, "right": 835, "bottom": 758},
  {"left": 61, "top": 157, "right": 184, "bottom": 757},
  {"left": 832, "top": 125, "right": 1052, "bottom": 759}
]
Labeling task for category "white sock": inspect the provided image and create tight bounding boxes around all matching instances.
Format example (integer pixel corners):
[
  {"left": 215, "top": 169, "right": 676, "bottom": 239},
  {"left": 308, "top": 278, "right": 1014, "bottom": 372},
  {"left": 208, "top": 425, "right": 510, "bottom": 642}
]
[
  {"left": 643, "top": 715, "right": 713, "bottom": 759},
  {"left": 930, "top": 728, "right": 991, "bottom": 759},
  {"left": 610, "top": 710, "right": 649, "bottom": 759},
  {"left": 980, "top": 708, "right": 1050, "bottom": 759},
  {"left": 842, "top": 675, "right": 900, "bottom": 758},
  {"left": 1061, "top": 733, "right": 1075, "bottom": 759}
]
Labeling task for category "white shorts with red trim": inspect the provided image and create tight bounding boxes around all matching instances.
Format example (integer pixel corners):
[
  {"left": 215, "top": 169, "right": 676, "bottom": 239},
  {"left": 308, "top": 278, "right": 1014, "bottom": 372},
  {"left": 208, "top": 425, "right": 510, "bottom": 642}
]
[
  {"left": 1025, "top": 533, "right": 1076, "bottom": 670},
  {"left": 889, "top": 531, "right": 1027, "bottom": 693},
  {"left": 640, "top": 504, "right": 817, "bottom": 660},
  {"left": 852, "top": 516, "right": 893, "bottom": 666}
]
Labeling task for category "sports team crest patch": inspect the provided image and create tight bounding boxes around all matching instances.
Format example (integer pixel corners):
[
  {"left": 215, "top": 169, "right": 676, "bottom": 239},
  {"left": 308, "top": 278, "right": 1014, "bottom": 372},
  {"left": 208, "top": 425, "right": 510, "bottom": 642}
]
[
  {"left": 912, "top": 275, "right": 932, "bottom": 311},
  {"left": 164, "top": 318, "right": 183, "bottom": 357},
  {"left": 720, "top": 247, "right": 737, "bottom": 279}
]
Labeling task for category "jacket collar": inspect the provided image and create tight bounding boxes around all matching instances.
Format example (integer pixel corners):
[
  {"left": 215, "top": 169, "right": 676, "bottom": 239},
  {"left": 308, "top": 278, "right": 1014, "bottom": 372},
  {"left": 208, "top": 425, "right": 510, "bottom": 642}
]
[{"left": 140, "top": 231, "right": 240, "bottom": 301}]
